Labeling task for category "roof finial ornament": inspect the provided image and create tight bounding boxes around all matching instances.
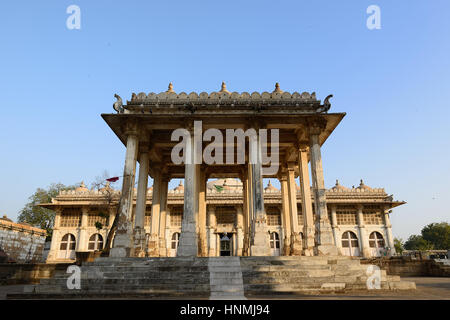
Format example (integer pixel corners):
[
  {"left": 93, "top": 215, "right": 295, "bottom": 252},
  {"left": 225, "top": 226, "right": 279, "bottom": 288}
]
[
  {"left": 273, "top": 82, "right": 284, "bottom": 94},
  {"left": 113, "top": 94, "right": 123, "bottom": 113},
  {"left": 336, "top": 179, "right": 339, "bottom": 186},
  {"left": 166, "top": 82, "right": 175, "bottom": 93},
  {"left": 219, "top": 81, "right": 230, "bottom": 94}
]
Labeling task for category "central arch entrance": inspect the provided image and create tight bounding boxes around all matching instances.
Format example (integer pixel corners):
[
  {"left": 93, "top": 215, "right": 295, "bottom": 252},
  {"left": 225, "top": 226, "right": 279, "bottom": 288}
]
[{"left": 219, "top": 233, "right": 232, "bottom": 256}]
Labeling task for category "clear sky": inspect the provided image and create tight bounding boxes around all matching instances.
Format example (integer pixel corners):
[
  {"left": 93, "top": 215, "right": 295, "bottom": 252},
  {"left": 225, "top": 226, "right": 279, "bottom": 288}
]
[{"left": 0, "top": 0, "right": 449, "bottom": 240}]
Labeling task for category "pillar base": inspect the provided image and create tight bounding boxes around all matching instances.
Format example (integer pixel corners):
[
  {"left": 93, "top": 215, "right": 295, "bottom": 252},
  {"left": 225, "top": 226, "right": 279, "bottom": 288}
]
[
  {"left": 250, "top": 220, "right": 270, "bottom": 256},
  {"left": 146, "top": 234, "right": 160, "bottom": 257},
  {"left": 314, "top": 244, "right": 339, "bottom": 256},
  {"left": 109, "top": 232, "right": 133, "bottom": 258},
  {"left": 177, "top": 231, "right": 198, "bottom": 257},
  {"left": 282, "top": 238, "right": 291, "bottom": 256},
  {"left": 290, "top": 234, "right": 303, "bottom": 256},
  {"left": 303, "top": 248, "right": 315, "bottom": 256}
]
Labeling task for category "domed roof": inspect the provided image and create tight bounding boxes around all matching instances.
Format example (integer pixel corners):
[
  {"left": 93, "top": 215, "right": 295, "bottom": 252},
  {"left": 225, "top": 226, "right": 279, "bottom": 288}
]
[
  {"left": 356, "top": 179, "right": 372, "bottom": 191},
  {"left": 331, "top": 180, "right": 350, "bottom": 192},
  {"left": 75, "top": 181, "right": 88, "bottom": 192},
  {"left": 0, "top": 215, "right": 12, "bottom": 222},
  {"left": 173, "top": 181, "right": 184, "bottom": 192},
  {"left": 207, "top": 178, "right": 242, "bottom": 192},
  {"left": 264, "top": 180, "right": 279, "bottom": 192}
]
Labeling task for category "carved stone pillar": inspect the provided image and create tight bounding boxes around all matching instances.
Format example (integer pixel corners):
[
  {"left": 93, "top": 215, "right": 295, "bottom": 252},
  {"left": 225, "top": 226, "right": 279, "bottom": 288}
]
[
  {"left": 236, "top": 205, "right": 244, "bottom": 256},
  {"left": 287, "top": 163, "right": 302, "bottom": 255},
  {"left": 249, "top": 131, "right": 270, "bottom": 256},
  {"left": 147, "top": 166, "right": 161, "bottom": 257},
  {"left": 198, "top": 169, "right": 207, "bottom": 257},
  {"left": 110, "top": 122, "right": 139, "bottom": 258},
  {"left": 297, "top": 145, "right": 315, "bottom": 256},
  {"left": 279, "top": 169, "right": 291, "bottom": 256},
  {"left": 133, "top": 144, "right": 149, "bottom": 257},
  {"left": 178, "top": 129, "right": 199, "bottom": 257},
  {"left": 309, "top": 121, "right": 339, "bottom": 256},
  {"left": 158, "top": 175, "right": 169, "bottom": 257},
  {"left": 242, "top": 167, "right": 252, "bottom": 256},
  {"left": 330, "top": 204, "right": 339, "bottom": 249},
  {"left": 383, "top": 205, "right": 396, "bottom": 256},
  {"left": 208, "top": 206, "right": 216, "bottom": 257},
  {"left": 357, "top": 204, "right": 371, "bottom": 258}
]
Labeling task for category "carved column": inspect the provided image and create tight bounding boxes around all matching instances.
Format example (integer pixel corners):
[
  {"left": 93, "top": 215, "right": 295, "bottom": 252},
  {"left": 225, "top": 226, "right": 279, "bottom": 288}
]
[
  {"left": 330, "top": 204, "right": 339, "bottom": 249},
  {"left": 309, "top": 121, "right": 339, "bottom": 256},
  {"left": 297, "top": 145, "right": 315, "bottom": 256},
  {"left": 208, "top": 206, "right": 217, "bottom": 257},
  {"left": 287, "top": 163, "right": 302, "bottom": 255},
  {"left": 279, "top": 168, "right": 291, "bottom": 256},
  {"left": 147, "top": 166, "right": 161, "bottom": 256},
  {"left": 133, "top": 144, "right": 149, "bottom": 257},
  {"left": 242, "top": 167, "right": 252, "bottom": 256},
  {"left": 357, "top": 204, "right": 371, "bottom": 258},
  {"left": 110, "top": 122, "right": 139, "bottom": 258},
  {"left": 236, "top": 205, "right": 244, "bottom": 256},
  {"left": 198, "top": 169, "right": 207, "bottom": 257},
  {"left": 249, "top": 131, "right": 270, "bottom": 256},
  {"left": 280, "top": 173, "right": 292, "bottom": 256},
  {"left": 158, "top": 175, "right": 169, "bottom": 257},
  {"left": 382, "top": 205, "right": 396, "bottom": 256},
  {"left": 47, "top": 207, "right": 62, "bottom": 262},
  {"left": 178, "top": 129, "right": 199, "bottom": 257}
]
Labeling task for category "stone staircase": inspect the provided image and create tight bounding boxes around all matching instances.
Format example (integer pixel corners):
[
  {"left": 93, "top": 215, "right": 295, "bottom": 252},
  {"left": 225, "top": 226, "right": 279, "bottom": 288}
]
[
  {"left": 208, "top": 257, "right": 246, "bottom": 300},
  {"left": 8, "top": 256, "right": 415, "bottom": 299},
  {"left": 241, "top": 256, "right": 415, "bottom": 296}
]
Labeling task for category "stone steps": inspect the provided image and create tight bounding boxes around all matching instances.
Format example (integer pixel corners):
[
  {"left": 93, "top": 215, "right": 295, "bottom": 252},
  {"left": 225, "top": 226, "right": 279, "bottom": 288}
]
[{"left": 7, "top": 256, "right": 416, "bottom": 299}]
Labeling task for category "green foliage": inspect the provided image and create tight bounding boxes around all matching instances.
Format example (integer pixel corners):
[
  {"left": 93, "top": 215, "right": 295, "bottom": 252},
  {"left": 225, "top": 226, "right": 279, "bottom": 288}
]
[
  {"left": 94, "top": 221, "right": 103, "bottom": 230},
  {"left": 394, "top": 237, "right": 404, "bottom": 254},
  {"left": 421, "top": 222, "right": 450, "bottom": 250},
  {"left": 17, "top": 183, "right": 75, "bottom": 241},
  {"left": 404, "top": 235, "right": 434, "bottom": 251}
]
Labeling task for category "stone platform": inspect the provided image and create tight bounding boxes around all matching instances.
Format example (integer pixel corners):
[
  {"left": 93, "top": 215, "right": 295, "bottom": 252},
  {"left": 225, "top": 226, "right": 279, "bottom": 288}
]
[{"left": 8, "top": 256, "right": 416, "bottom": 299}]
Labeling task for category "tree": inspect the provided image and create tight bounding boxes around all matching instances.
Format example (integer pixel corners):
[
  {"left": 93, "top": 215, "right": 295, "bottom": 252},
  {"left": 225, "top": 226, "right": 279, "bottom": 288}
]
[
  {"left": 18, "top": 183, "right": 75, "bottom": 241},
  {"left": 394, "top": 237, "right": 404, "bottom": 255},
  {"left": 404, "top": 235, "right": 434, "bottom": 251},
  {"left": 421, "top": 222, "right": 450, "bottom": 250}
]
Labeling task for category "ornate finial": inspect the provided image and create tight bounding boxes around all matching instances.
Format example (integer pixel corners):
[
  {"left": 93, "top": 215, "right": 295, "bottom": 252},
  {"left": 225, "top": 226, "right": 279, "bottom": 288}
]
[
  {"left": 273, "top": 82, "right": 284, "bottom": 94},
  {"left": 166, "top": 82, "right": 175, "bottom": 93},
  {"left": 335, "top": 179, "right": 339, "bottom": 186},
  {"left": 360, "top": 179, "right": 365, "bottom": 186},
  {"left": 268, "top": 180, "right": 272, "bottom": 186},
  {"left": 113, "top": 94, "right": 123, "bottom": 113},
  {"left": 219, "top": 81, "right": 230, "bottom": 94},
  {"left": 80, "top": 181, "right": 85, "bottom": 187},
  {"left": 179, "top": 180, "right": 183, "bottom": 186}
]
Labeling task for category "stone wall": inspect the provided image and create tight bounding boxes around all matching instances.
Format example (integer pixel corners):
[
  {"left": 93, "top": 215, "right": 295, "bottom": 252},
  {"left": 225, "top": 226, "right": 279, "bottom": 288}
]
[
  {"left": 0, "top": 216, "right": 46, "bottom": 263},
  {"left": 0, "top": 263, "right": 70, "bottom": 285},
  {"left": 361, "top": 257, "right": 450, "bottom": 277}
]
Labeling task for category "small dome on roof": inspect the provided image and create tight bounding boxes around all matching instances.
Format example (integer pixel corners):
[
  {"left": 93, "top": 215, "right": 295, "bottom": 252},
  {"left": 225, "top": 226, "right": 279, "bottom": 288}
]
[
  {"left": 0, "top": 215, "right": 12, "bottom": 222},
  {"left": 174, "top": 181, "right": 184, "bottom": 192},
  {"left": 264, "top": 180, "right": 279, "bottom": 192},
  {"left": 75, "top": 181, "right": 88, "bottom": 192},
  {"left": 331, "top": 180, "right": 350, "bottom": 192},
  {"left": 356, "top": 179, "right": 372, "bottom": 191}
]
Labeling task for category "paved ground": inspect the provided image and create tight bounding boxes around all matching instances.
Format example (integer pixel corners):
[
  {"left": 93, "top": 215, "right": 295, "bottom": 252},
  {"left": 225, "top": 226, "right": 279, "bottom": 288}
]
[{"left": 1, "top": 277, "right": 449, "bottom": 300}]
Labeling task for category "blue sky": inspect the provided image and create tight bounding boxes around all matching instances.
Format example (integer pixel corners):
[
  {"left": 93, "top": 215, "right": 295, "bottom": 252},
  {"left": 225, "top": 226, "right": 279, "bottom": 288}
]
[{"left": 0, "top": 0, "right": 449, "bottom": 240}]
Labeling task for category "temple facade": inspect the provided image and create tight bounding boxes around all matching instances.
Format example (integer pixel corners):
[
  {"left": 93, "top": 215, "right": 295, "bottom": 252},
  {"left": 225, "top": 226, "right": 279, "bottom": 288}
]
[
  {"left": 44, "top": 178, "right": 403, "bottom": 263},
  {"left": 42, "top": 83, "right": 406, "bottom": 263}
]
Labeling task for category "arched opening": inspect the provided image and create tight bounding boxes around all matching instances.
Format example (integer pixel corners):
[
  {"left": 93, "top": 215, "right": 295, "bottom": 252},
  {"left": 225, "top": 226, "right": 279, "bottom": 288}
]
[
  {"left": 58, "top": 233, "right": 76, "bottom": 259},
  {"left": 170, "top": 232, "right": 180, "bottom": 257},
  {"left": 369, "top": 231, "right": 385, "bottom": 257},
  {"left": 269, "top": 232, "right": 280, "bottom": 256},
  {"left": 219, "top": 233, "right": 232, "bottom": 256},
  {"left": 341, "top": 231, "right": 360, "bottom": 257},
  {"left": 88, "top": 233, "right": 103, "bottom": 251}
]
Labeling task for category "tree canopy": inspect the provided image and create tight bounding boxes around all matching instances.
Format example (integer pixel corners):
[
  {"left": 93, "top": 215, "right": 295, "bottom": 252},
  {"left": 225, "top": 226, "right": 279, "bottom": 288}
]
[
  {"left": 17, "top": 183, "right": 76, "bottom": 241},
  {"left": 403, "top": 222, "right": 450, "bottom": 251}
]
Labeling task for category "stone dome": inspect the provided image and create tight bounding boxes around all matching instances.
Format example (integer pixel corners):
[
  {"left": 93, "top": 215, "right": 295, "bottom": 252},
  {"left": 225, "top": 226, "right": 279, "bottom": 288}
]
[
  {"left": 173, "top": 181, "right": 184, "bottom": 192},
  {"left": 356, "top": 179, "right": 372, "bottom": 191},
  {"left": 331, "top": 180, "right": 350, "bottom": 192},
  {"left": 75, "top": 181, "right": 88, "bottom": 192},
  {"left": 264, "top": 180, "right": 279, "bottom": 192}
]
